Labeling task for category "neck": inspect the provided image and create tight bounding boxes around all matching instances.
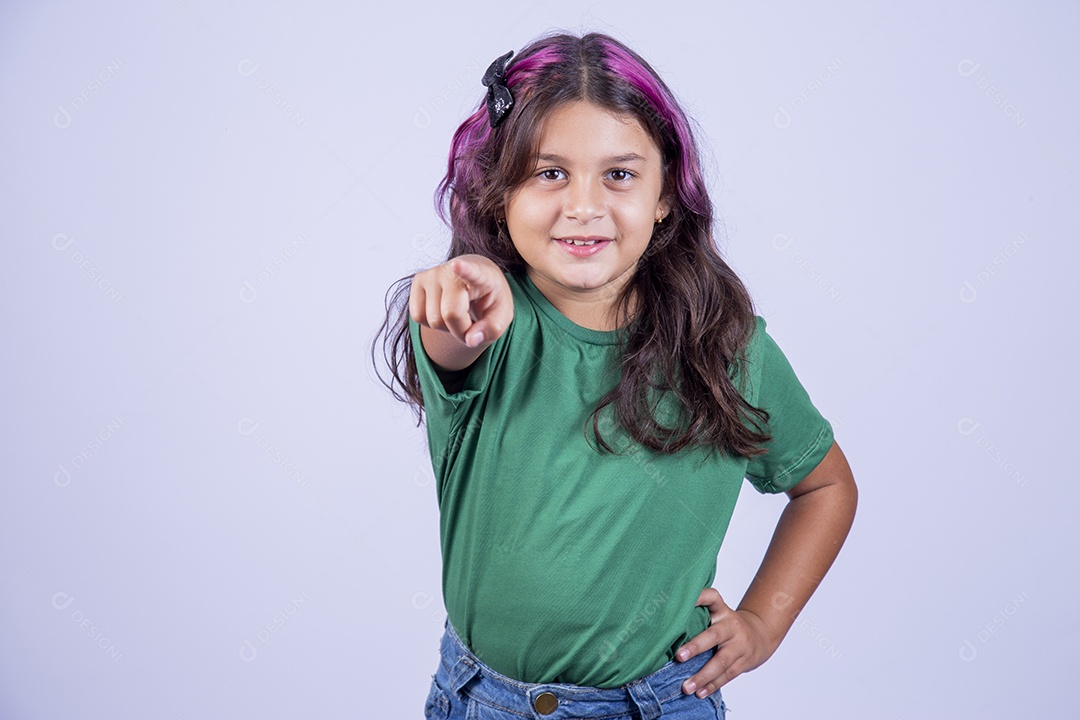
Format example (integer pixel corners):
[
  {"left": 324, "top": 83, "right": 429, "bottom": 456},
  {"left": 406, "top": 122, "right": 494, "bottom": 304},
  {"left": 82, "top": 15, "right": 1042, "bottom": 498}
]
[{"left": 527, "top": 272, "right": 638, "bottom": 332}]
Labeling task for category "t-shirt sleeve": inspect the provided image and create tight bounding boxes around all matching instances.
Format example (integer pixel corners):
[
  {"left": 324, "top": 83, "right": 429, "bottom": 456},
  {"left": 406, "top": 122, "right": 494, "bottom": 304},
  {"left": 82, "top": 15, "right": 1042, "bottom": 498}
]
[
  {"left": 408, "top": 314, "right": 513, "bottom": 479},
  {"left": 743, "top": 316, "right": 834, "bottom": 494}
]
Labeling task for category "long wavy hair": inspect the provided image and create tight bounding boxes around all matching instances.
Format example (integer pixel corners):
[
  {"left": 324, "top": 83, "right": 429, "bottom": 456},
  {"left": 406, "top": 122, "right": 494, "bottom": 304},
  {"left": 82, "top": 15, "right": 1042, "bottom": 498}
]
[{"left": 372, "top": 29, "right": 772, "bottom": 460}]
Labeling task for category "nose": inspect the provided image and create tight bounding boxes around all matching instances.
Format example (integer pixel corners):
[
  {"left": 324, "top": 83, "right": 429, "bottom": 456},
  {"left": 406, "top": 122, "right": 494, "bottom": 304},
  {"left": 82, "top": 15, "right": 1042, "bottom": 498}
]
[{"left": 564, "top": 176, "right": 604, "bottom": 223}]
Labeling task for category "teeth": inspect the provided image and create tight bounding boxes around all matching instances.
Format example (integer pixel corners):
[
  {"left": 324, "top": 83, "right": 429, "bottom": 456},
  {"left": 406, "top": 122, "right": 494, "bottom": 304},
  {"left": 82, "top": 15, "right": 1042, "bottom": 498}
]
[{"left": 563, "top": 239, "right": 597, "bottom": 246}]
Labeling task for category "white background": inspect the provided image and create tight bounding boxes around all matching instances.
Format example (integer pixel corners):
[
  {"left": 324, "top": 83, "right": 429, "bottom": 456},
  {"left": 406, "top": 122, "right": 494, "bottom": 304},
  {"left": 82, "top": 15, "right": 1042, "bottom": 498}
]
[{"left": 1, "top": 1, "right": 1076, "bottom": 718}]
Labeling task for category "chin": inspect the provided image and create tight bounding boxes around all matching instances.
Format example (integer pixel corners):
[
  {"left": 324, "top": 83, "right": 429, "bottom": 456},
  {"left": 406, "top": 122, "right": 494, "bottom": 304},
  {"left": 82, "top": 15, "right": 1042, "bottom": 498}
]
[{"left": 558, "top": 273, "right": 613, "bottom": 290}]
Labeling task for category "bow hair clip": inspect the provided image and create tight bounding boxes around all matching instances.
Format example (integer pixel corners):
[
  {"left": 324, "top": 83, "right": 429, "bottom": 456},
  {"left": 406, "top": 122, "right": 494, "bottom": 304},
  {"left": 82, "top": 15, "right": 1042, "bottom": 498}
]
[{"left": 482, "top": 50, "right": 515, "bottom": 128}]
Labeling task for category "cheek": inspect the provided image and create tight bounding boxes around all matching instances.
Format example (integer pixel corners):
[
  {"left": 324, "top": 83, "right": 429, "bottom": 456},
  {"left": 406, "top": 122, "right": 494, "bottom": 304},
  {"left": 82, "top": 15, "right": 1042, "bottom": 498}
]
[
  {"left": 615, "top": 200, "right": 657, "bottom": 229},
  {"left": 509, "top": 192, "right": 558, "bottom": 232}
]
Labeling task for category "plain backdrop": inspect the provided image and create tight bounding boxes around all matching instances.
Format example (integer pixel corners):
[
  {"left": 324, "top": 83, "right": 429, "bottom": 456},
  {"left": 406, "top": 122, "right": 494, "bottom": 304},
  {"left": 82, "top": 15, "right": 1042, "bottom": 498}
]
[{"left": 1, "top": 1, "right": 1076, "bottom": 718}]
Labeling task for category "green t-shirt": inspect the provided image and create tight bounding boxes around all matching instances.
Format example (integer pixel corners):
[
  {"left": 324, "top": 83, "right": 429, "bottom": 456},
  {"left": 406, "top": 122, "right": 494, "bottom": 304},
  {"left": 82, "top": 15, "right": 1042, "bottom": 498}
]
[{"left": 408, "top": 269, "right": 834, "bottom": 688}]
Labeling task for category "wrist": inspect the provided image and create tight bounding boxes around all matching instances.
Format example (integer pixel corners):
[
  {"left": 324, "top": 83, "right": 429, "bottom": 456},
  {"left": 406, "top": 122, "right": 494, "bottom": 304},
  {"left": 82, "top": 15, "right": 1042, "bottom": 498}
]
[{"left": 737, "top": 607, "right": 785, "bottom": 657}]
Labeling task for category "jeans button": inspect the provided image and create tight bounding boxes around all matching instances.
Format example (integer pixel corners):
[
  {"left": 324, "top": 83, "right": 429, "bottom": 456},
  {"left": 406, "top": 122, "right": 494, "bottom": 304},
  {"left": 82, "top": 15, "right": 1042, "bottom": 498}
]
[{"left": 534, "top": 691, "right": 558, "bottom": 715}]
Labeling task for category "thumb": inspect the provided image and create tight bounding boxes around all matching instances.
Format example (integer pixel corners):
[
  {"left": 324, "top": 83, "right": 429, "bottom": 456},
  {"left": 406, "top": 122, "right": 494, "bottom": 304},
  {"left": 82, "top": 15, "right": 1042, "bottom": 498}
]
[
  {"left": 697, "top": 588, "right": 733, "bottom": 626},
  {"left": 457, "top": 267, "right": 513, "bottom": 348},
  {"left": 695, "top": 587, "right": 730, "bottom": 617},
  {"left": 462, "top": 299, "right": 509, "bottom": 348},
  {"left": 464, "top": 329, "right": 486, "bottom": 348},
  {"left": 697, "top": 587, "right": 725, "bottom": 607}
]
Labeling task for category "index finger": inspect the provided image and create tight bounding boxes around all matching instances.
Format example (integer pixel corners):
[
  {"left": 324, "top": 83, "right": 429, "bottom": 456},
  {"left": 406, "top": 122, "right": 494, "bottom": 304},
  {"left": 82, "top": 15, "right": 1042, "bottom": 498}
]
[{"left": 447, "top": 255, "right": 492, "bottom": 289}]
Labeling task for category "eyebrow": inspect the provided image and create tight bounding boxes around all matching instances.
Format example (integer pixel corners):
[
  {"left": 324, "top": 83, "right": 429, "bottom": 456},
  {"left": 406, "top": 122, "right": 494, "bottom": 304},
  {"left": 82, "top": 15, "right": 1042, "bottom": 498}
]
[{"left": 535, "top": 152, "right": 647, "bottom": 165}]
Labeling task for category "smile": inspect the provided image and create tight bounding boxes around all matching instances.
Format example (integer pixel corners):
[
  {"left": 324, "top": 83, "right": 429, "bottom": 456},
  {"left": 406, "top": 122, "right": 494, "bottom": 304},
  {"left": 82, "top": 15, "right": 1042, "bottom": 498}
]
[{"left": 553, "top": 237, "right": 612, "bottom": 256}]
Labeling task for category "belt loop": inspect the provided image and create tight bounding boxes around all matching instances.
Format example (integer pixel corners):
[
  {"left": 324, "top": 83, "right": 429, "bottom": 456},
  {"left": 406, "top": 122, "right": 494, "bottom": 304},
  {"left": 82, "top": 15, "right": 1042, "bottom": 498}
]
[
  {"left": 448, "top": 652, "right": 480, "bottom": 697},
  {"left": 625, "top": 677, "right": 663, "bottom": 720}
]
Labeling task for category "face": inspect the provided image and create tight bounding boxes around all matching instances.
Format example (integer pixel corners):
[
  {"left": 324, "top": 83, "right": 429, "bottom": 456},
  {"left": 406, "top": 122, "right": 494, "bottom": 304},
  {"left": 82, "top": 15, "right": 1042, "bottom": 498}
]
[{"left": 503, "top": 100, "right": 667, "bottom": 327}]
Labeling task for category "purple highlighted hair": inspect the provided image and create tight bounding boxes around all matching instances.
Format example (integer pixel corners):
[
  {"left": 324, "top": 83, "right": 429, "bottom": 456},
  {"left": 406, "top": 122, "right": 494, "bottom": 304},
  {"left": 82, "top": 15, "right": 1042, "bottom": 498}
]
[{"left": 376, "top": 30, "right": 771, "bottom": 459}]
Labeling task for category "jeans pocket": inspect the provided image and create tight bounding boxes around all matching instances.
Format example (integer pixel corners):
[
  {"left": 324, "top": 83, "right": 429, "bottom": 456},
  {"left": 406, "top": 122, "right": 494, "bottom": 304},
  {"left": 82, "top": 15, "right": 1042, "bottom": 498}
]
[{"left": 424, "top": 675, "right": 451, "bottom": 720}]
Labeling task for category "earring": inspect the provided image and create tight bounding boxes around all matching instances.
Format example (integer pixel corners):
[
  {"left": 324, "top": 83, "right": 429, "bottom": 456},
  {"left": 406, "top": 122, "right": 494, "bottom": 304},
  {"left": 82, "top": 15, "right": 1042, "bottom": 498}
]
[{"left": 655, "top": 214, "right": 664, "bottom": 224}]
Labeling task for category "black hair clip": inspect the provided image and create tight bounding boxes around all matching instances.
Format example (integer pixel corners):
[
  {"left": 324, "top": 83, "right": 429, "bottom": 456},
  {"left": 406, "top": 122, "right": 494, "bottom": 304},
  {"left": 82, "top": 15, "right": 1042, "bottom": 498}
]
[{"left": 482, "top": 50, "right": 515, "bottom": 128}]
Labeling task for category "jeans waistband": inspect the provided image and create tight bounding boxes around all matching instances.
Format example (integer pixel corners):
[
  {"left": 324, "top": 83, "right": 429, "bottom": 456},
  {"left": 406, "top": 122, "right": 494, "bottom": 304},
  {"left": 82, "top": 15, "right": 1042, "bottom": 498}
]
[{"left": 437, "top": 617, "right": 715, "bottom": 720}]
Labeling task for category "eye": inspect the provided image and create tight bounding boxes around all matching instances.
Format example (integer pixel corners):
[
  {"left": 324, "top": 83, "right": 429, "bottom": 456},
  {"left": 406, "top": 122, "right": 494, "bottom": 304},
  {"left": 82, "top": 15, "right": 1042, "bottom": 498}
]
[
  {"left": 538, "top": 168, "right": 565, "bottom": 181},
  {"left": 609, "top": 168, "right": 635, "bottom": 182}
]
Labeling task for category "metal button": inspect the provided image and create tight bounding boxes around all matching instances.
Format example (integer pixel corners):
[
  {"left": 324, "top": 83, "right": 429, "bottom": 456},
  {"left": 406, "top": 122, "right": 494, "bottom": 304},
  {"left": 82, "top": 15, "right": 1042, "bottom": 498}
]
[{"left": 534, "top": 691, "right": 558, "bottom": 715}]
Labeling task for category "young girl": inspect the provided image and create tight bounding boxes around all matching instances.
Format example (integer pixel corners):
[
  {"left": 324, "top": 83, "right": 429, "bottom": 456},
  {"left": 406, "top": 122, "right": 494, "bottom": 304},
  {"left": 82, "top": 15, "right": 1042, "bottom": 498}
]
[{"left": 374, "top": 29, "right": 858, "bottom": 720}]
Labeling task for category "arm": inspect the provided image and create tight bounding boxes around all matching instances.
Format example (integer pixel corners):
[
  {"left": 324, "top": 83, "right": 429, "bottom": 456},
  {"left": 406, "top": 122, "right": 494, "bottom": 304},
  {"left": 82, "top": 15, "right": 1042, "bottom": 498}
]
[
  {"left": 737, "top": 439, "right": 858, "bottom": 652},
  {"left": 676, "top": 440, "right": 858, "bottom": 698}
]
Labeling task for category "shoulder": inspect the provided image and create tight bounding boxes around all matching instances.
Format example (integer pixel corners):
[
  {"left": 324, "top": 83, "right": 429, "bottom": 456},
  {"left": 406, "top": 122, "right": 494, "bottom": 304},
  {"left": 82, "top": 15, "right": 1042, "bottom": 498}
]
[
  {"left": 503, "top": 269, "right": 539, "bottom": 326},
  {"left": 740, "top": 313, "right": 768, "bottom": 362},
  {"left": 726, "top": 314, "right": 767, "bottom": 402}
]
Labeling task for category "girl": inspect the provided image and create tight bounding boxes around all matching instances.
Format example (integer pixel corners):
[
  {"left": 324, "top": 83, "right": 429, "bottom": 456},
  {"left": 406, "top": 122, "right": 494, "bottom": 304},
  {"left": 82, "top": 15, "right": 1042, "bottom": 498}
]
[{"left": 374, "top": 29, "right": 858, "bottom": 720}]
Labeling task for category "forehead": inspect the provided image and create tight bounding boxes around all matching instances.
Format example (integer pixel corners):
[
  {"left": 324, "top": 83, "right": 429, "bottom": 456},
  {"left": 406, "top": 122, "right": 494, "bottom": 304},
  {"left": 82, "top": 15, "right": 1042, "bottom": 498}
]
[{"left": 533, "top": 100, "right": 659, "bottom": 164}]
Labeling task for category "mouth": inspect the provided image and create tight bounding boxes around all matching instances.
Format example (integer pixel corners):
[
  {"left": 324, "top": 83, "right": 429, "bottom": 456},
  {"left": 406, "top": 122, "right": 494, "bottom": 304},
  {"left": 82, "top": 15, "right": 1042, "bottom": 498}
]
[
  {"left": 552, "top": 236, "right": 612, "bottom": 257},
  {"left": 554, "top": 236, "right": 612, "bottom": 247}
]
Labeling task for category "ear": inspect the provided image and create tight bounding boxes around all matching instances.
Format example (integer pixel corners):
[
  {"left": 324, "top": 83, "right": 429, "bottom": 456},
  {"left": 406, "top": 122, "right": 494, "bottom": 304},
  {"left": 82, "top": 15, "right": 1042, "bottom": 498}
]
[{"left": 656, "top": 200, "right": 670, "bottom": 223}]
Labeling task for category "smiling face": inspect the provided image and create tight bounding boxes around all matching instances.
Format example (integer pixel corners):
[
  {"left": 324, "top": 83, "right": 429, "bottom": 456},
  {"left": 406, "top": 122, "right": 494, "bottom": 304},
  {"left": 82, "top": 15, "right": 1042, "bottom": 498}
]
[{"left": 503, "top": 100, "right": 667, "bottom": 330}]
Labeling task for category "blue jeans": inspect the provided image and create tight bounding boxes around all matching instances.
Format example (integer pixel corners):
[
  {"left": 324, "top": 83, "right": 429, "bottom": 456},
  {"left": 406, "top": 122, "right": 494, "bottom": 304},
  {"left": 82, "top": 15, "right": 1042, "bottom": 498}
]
[{"left": 425, "top": 618, "right": 727, "bottom": 719}]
